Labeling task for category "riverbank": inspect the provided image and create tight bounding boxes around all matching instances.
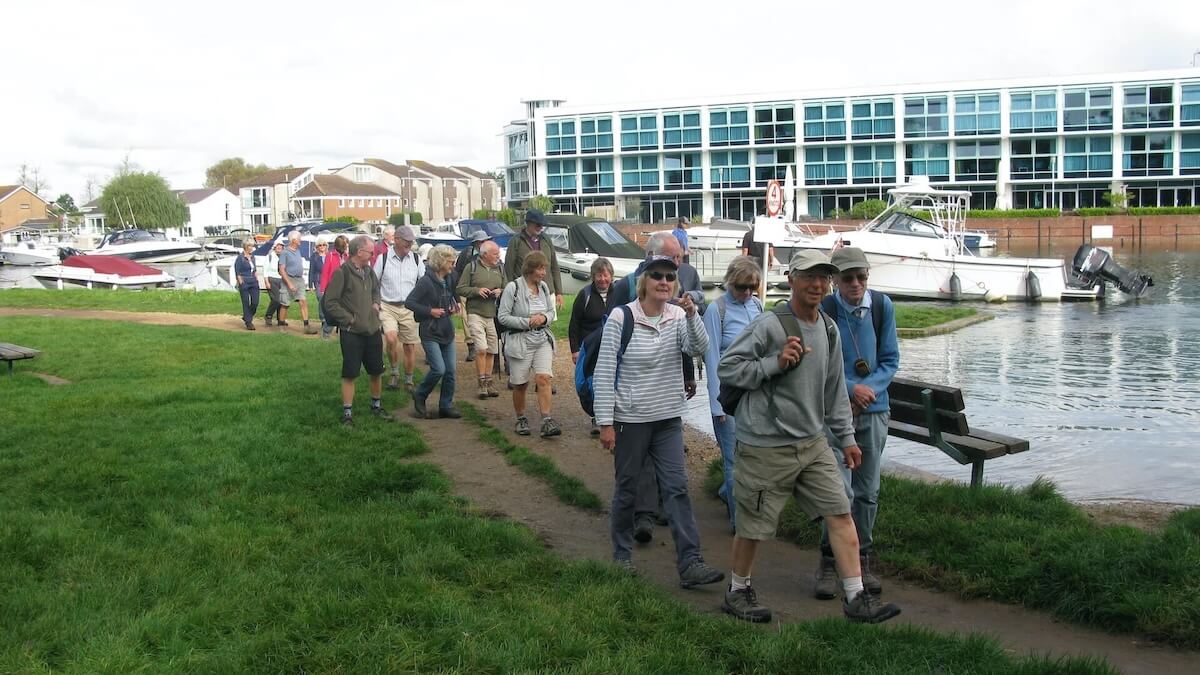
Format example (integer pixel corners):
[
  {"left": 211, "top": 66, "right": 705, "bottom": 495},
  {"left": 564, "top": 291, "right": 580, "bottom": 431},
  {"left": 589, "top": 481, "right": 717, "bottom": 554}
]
[{"left": 0, "top": 314, "right": 1130, "bottom": 674}]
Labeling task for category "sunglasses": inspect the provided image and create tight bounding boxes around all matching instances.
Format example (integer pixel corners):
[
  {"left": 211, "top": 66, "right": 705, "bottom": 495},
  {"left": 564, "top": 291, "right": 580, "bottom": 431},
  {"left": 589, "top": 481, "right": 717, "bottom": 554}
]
[
  {"left": 733, "top": 283, "right": 758, "bottom": 292},
  {"left": 646, "top": 271, "right": 677, "bottom": 282},
  {"left": 840, "top": 272, "right": 869, "bottom": 283}
]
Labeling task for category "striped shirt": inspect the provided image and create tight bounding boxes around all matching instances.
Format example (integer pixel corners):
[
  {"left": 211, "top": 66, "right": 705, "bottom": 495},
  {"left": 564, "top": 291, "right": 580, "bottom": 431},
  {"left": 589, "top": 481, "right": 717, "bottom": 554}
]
[{"left": 593, "top": 301, "right": 708, "bottom": 426}]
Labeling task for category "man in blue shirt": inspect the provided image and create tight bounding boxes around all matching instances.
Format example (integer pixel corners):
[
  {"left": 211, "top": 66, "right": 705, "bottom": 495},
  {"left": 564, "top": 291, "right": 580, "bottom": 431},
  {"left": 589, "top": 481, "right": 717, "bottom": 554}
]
[
  {"left": 815, "top": 247, "right": 900, "bottom": 600},
  {"left": 671, "top": 217, "right": 690, "bottom": 265}
]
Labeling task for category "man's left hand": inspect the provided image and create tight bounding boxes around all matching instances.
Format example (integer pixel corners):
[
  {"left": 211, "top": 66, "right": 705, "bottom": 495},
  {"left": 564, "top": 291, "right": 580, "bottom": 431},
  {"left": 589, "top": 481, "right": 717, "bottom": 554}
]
[
  {"left": 851, "top": 384, "right": 876, "bottom": 409},
  {"left": 555, "top": 294, "right": 564, "bottom": 310},
  {"left": 843, "top": 444, "right": 863, "bottom": 470},
  {"left": 684, "top": 381, "right": 697, "bottom": 399}
]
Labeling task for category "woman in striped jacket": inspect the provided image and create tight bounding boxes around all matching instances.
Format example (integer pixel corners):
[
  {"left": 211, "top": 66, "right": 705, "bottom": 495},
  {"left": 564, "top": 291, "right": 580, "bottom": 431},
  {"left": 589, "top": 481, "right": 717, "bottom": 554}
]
[{"left": 593, "top": 255, "right": 725, "bottom": 588}]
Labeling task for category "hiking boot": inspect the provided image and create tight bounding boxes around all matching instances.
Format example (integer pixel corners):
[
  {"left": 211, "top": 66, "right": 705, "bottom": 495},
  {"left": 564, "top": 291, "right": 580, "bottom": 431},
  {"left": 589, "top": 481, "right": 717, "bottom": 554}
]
[
  {"left": 633, "top": 515, "right": 654, "bottom": 544},
  {"left": 303, "top": 323, "right": 318, "bottom": 335},
  {"left": 371, "top": 406, "right": 394, "bottom": 421},
  {"left": 515, "top": 416, "right": 531, "bottom": 435},
  {"left": 244, "top": 321, "right": 256, "bottom": 331},
  {"left": 813, "top": 556, "right": 839, "bottom": 600},
  {"left": 679, "top": 560, "right": 725, "bottom": 589},
  {"left": 843, "top": 591, "right": 901, "bottom": 624},
  {"left": 478, "top": 377, "right": 489, "bottom": 400},
  {"left": 486, "top": 378, "right": 500, "bottom": 398},
  {"left": 278, "top": 320, "right": 289, "bottom": 327},
  {"left": 723, "top": 585, "right": 772, "bottom": 623},
  {"left": 413, "top": 397, "right": 430, "bottom": 419},
  {"left": 386, "top": 374, "right": 400, "bottom": 390},
  {"left": 439, "top": 407, "right": 462, "bottom": 419},
  {"left": 540, "top": 417, "right": 561, "bottom": 438},
  {"left": 861, "top": 553, "right": 882, "bottom": 596},
  {"left": 590, "top": 418, "right": 600, "bottom": 436},
  {"left": 265, "top": 316, "right": 274, "bottom": 327},
  {"left": 465, "top": 343, "right": 476, "bottom": 362},
  {"left": 341, "top": 411, "right": 353, "bottom": 426},
  {"left": 614, "top": 558, "right": 636, "bottom": 575},
  {"left": 405, "top": 379, "right": 415, "bottom": 394}
]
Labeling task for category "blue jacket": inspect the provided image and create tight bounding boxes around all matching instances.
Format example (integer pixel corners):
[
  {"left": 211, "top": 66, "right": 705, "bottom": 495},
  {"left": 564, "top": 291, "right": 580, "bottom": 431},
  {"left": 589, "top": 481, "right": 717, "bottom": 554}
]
[
  {"left": 702, "top": 292, "right": 763, "bottom": 416},
  {"left": 828, "top": 290, "right": 900, "bottom": 415},
  {"left": 308, "top": 251, "right": 325, "bottom": 289},
  {"left": 233, "top": 254, "right": 258, "bottom": 289},
  {"left": 405, "top": 269, "right": 458, "bottom": 345}
]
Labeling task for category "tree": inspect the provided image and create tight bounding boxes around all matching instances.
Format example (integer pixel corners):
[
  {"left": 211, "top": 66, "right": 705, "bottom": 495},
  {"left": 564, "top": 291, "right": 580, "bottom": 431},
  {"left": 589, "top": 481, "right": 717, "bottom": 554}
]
[
  {"left": 53, "top": 193, "right": 78, "bottom": 214},
  {"left": 849, "top": 198, "right": 887, "bottom": 220},
  {"left": 496, "top": 208, "right": 519, "bottom": 230},
  {"left": 204, "top": 157, "right": 272, "bottom": 190},
  {"left": 529, "top": 194, "right": 555, "bottom": 213},
  {"left": 82, "top": 176, "right": 99, "bottom": 204},
  {"left": 100, "top": 172, "right": 188, "bottom": 229},
  {"left": 387, "top": 212, "right": 407, "bottom": 228},
  {"left": 1102, "top": 191, "right": 1130, "bottom": 211},
  {"left": 17, "top": 163, "right": 49, "bottom": 196}
]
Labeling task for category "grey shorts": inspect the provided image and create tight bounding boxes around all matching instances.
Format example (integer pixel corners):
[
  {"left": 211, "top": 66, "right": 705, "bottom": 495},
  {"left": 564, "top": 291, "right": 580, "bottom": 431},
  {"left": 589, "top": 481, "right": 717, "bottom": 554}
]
[
  {"left": 279, "top": 276, "right": 306, "bottom": 306},
  {"left": 733, "top": 435, "right": 851, "bottom": 540}
]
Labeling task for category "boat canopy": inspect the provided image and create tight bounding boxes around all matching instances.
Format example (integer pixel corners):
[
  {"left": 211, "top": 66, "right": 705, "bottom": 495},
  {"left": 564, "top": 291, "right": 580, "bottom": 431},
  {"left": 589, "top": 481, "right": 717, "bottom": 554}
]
[
  {"left": 99, "top": 229, "right": 170, "bottom": 247},
  {"left": 63, "top": 255, "right": 163, "bottom": 275},
  {"left": 543, "top": 215, "right": 644, "bottom": 259}
]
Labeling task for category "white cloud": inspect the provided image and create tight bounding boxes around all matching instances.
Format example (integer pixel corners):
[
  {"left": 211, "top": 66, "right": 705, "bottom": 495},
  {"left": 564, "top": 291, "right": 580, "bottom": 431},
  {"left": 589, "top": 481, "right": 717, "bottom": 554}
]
[{"left": 2, "top": 0, "right": 1198, "bottom": 199}]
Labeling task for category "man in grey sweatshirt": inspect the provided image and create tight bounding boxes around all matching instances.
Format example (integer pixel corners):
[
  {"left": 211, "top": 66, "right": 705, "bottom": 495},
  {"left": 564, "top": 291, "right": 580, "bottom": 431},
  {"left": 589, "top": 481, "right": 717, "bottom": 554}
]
[{"left": 716, "top": 249, "right": 901, "bottom": 625}]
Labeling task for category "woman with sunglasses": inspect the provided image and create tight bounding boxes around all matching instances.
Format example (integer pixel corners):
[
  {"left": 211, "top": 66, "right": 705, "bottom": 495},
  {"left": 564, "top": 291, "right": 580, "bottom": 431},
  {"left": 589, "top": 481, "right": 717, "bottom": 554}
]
[
  {"left": 309, "top": 236, "right": 328, "bottom": 337},
  {"left": 702, "top": 256, "right": 764, "bottom": 532},
  {"left": 592, "top": 255, "right": 725, "bottom": 588}
]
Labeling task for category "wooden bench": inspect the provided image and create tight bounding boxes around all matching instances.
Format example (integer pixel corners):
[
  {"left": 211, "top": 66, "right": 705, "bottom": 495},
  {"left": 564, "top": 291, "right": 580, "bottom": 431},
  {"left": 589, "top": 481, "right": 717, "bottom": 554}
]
[
  {"left": 886, "top": 376, "right": 1030, "bottom": 488},
  {"left": 0, "top": 342, "right": 40, "bottom": 378}
]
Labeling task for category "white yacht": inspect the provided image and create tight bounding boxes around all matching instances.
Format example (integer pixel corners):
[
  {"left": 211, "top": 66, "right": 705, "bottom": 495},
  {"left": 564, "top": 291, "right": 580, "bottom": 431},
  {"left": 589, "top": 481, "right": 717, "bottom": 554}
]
[
  {"left": 91, "top": 229, "right": 202, "bottom": 264},
  {"left": 0, "top": 241, "right": 63, "bottom": 266}
]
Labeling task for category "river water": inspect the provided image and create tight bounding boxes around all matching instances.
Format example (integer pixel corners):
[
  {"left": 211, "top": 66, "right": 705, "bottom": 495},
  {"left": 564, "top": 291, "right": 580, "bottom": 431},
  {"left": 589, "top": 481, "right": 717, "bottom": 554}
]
[
  {"left": 3, "top": 244, "right": 1198, "bottom": 504},
  {"left": 684, "top": 239, "right": 1200, "bottom": 506}
]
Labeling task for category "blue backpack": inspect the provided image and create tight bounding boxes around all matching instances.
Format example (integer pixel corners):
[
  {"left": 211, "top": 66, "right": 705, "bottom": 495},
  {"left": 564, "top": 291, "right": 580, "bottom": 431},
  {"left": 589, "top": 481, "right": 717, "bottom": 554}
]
[{"left": 574, "top": 304, "right": 634, "bottom": 417}]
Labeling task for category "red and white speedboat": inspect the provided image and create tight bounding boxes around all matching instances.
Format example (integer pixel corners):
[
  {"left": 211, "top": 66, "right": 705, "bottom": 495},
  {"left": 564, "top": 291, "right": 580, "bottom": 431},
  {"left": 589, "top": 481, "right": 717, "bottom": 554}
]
[{"left": 33, "top": 255, "right": 176, "bottom": 290}]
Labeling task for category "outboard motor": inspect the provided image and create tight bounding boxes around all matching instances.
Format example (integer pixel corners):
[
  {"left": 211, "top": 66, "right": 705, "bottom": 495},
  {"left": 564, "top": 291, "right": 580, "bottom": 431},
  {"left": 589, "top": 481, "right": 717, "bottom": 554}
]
[
  {"left": 58, "top": 246, "right": 82, "bottom": 261},
  {"left": 1072, "top": 245, "right": 1154, "bottom": 298}
]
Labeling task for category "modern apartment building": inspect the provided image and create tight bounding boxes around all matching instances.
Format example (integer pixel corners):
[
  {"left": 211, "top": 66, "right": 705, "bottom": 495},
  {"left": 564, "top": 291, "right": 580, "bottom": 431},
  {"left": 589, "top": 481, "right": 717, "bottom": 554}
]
[{"left": 501, "top": 68, "right": 1200, "bottom": 222}]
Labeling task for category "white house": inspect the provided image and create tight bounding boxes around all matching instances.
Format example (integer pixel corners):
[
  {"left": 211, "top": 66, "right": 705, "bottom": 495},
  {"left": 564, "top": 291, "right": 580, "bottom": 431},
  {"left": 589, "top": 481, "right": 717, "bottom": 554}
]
[{"left": 177, "top": 188, "right": 241, "bottom": 238}]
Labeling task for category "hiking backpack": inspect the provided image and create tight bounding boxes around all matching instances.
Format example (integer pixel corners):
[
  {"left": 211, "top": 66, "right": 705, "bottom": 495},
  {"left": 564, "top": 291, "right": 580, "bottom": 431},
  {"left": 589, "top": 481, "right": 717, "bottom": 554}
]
[
  {"left": 574, "top": 304, "right": 634, "bottom": 418},
  {"left": 716, "top": 302, "right": 837, "bottom": 415}
]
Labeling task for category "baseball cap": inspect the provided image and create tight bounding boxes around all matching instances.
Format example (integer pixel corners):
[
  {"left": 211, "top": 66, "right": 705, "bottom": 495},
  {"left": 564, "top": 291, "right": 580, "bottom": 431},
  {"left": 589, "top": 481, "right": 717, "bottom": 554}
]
[
  {"left": 644, "top": 254, "right": 679, "bottom": 271},
  {"left": 787, "top": 250, "right": 838, "bottom": 275},
  {"left": 525, "top": 208, "right": 547, "bottom": 227},
  {"left": 395, "top": 225, "right": 416, "bottom": 242},
  {"left": 830, "top": 247, "right": 870, "bottom": 272}
]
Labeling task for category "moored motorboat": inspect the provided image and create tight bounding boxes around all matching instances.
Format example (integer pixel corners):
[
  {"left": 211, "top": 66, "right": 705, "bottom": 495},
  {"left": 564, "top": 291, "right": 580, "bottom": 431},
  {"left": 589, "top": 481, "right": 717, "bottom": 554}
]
[
  {"left": 0, "top": 242, "right": 64, "bottom": 266},
  {"left": 542, "top": 214, "right": 644, "bottom": 295},
  {"left": 33, "top": 255, "right": 176, "bottom": 290},
  {"left": 91, "top": 229, "right": 203, "bottom": 263}
]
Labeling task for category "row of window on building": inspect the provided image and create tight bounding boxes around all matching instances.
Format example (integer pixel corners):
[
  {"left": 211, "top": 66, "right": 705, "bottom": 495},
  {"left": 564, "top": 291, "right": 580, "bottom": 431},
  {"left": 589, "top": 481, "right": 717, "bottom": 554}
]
[
  {"left": 539, "top": 133, "right": 1200, "bottom": 195},
  {"left": 539, "top": 84, "right": 1200, "bottom": 157}
]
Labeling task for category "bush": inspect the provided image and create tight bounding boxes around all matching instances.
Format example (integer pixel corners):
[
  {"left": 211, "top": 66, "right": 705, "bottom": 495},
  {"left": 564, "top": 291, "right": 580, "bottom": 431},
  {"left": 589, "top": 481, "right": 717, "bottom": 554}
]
[
  {"left": 324, "top": 215, "right": 361, "bottom": 225},
  {"left": 497, "top": 208, "right": 520, "bottom": 230},
  {"left": 1076, "top": 206, "right": 1200, "bottom": 216},
  {"left": 529, "top": 194, "right": 555, "bottom": 213},
  {"left": 849, "top": 199, "right": 887, "bottom": 220},
  {"left": 966, "top": 209, "right": 1061, "bottom": 218},
  {"left": 407, "top": 211, "right": 423, "bottom": 226},
  {"left": 387, "top": 212, "right": 407, "bottom": 227},
  {"left": 472, "top": 209, "right": 497, "bottom": 220}
]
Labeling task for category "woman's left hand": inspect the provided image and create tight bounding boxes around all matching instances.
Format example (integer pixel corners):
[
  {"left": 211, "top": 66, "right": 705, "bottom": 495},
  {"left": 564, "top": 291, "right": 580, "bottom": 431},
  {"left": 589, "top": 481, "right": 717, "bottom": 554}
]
[{"left": 599, "top": 425, "right": 616, "bottom": 452}]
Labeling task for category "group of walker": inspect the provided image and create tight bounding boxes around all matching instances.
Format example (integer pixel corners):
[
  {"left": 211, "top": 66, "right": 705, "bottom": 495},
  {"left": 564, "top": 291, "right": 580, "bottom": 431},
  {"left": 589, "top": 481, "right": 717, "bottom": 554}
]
[{"left": 292, "top": 208, "right": 904, "bottom": 623}]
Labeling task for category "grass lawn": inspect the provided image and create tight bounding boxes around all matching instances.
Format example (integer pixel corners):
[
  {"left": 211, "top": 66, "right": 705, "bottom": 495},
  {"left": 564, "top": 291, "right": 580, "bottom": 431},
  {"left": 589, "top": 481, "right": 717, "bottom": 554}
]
[
  {"left": 0, "top": 316, "right": 1113, "bottom": 673},
  {"left": 707, "top": 461, "right": 1200, "bottom": 648}
]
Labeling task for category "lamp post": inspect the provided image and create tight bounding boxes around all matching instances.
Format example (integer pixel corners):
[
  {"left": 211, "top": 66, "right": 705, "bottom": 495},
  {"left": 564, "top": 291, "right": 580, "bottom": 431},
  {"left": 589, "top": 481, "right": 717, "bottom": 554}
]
[
  {"left": 718, "top": 167, "right": 726, "bottom": 219},
  {"left": 877, "top": 160, "right": 883, "bottom": 200}
]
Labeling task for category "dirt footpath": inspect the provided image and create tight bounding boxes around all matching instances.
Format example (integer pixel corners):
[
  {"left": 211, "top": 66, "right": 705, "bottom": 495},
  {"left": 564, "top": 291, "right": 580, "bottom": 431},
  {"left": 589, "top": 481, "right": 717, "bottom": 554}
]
[{"left": 7, "top": 307, "right": 1196, "bottom": 675}]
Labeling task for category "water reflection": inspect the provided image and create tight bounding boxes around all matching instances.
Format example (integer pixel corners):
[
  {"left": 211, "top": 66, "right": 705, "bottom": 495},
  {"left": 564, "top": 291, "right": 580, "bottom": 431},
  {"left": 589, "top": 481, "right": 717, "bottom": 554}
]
[{"left": 690, "top": 243, "right": 1200, "bottom": 505}]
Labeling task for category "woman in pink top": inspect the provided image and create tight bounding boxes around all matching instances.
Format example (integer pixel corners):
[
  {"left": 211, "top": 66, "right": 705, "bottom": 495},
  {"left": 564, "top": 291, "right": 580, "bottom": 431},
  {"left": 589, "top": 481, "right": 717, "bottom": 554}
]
[{"left": 318, "top": 235, "right": 350, "bottom": 338}]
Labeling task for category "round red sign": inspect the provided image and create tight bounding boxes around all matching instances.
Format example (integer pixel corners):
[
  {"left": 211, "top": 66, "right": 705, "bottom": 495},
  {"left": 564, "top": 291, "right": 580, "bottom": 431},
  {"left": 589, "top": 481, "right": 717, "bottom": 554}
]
[{"left": 765, "top": 179, "right": 783, "bottom": 217}]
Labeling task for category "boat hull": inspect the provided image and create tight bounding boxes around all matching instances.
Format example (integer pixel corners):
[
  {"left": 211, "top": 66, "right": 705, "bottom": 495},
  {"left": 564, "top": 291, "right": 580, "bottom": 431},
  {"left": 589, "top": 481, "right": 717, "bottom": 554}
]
[
  {"left": 33, "top": 268, "right": 176, "bottom": 290},
  {"left": 0, "top": 248, "right": 59, "bottom": 266},
  {"left": 844, "top": 249, "right": 1095, "bottom": 301},
  {"left": 557, "top": 255, "right": 642, "bottom": 296}
]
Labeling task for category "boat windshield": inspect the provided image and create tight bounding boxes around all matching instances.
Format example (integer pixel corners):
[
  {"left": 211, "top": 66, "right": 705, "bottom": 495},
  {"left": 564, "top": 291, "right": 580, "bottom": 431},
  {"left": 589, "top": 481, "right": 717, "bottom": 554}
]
[
  {"left": 103, "top": 230, "right": 169, "bottom": 246},
  {"left": 868, "top": 212, "right": 943, "bottom": 239},
  {"left": 584, "top": 221, "right": 630, "bottom": 246},
  {"left": 543, "top": 226, "right": 571, "bottom": 252},
  {"left": 463, "top": 221, "right": 513, "bottom": 238}
]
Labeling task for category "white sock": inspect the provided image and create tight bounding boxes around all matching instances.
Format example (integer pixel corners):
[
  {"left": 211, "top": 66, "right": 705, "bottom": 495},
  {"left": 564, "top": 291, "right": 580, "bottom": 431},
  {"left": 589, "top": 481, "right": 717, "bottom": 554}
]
[
  {"left": 843, "top": 576, "right": 864, "bottom": 602},
  {"left": 731, "top": 573, "right": 750, "bottom": 591}
]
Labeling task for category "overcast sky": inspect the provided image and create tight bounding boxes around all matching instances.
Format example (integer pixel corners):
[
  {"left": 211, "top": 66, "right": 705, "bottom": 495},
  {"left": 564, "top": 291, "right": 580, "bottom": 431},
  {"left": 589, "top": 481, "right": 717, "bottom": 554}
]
[{"left": 3, "top": 0, "right": 1198, "bottom": 202}]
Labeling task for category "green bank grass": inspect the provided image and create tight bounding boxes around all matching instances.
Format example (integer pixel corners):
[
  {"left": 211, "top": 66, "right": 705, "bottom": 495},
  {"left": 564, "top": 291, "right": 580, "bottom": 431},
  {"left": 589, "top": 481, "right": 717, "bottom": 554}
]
[
  {"left": 459, "top": 403, "right": 603, "bottom": 511},
  {"left": 0, "top": 317, "right": 1116, "bottom": 673},
  {"left": 707, "top": 461, "right": 1200, "bottom": 648}
]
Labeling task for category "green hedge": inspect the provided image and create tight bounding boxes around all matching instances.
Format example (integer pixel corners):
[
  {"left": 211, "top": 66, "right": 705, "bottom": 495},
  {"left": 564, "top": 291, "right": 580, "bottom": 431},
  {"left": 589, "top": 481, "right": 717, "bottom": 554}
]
[
  {"left": 1076, "top": 206, "right": 1200, "bottom": 216},
  {"left": 966, "top": 208, "right": 1061, "bottom": 218}
]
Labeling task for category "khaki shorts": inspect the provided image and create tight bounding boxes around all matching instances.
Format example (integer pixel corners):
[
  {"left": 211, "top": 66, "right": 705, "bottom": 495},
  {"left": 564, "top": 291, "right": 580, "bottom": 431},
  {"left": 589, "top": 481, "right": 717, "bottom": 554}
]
[
  {"left": 278, "top": 276, "right": 306, "bottom": 306},
  {"left": 380, "top": 303, "right": 420, "bottom": 344},
  {"left": 465, "top": 313, "right": 499, "bottom": 354},
  {"left": 507, "top": 340, "right": 553, "bottom": 386},
  {"left": 733, "top": 436, "right": 851, "bottom": 541}
]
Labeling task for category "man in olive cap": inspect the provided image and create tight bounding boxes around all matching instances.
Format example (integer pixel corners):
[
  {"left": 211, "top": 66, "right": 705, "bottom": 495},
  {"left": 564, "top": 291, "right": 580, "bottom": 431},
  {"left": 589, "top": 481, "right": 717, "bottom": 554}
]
[
  {"left": 504, "top": 208, "right": 563, "bottom": 310},
  {"left": 455, "top": 230, "right": 494, "bottom": 362}
]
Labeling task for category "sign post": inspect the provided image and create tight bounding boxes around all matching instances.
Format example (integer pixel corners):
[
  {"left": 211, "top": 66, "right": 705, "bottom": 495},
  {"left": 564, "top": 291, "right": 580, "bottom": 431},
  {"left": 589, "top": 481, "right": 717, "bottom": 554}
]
[{"left": 758, "top": 179, "right": 785, "bottom": 298}]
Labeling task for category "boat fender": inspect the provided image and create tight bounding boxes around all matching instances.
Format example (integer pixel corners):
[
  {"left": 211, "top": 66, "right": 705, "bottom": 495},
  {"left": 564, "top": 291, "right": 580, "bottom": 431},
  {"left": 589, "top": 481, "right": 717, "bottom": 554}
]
[
  {"left": 948, "top": 272, "right": 962, "bottom": 301},
  {"left": 984, "top": 289, "right": 1007, "bottom": 303},
  {"left": 1026, "top": 270, "right": 1042, "bottom": 299}
]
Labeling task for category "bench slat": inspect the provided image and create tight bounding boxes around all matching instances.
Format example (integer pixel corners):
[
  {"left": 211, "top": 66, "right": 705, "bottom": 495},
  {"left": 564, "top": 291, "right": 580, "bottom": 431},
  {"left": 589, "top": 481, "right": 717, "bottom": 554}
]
[
  {"left": 0, "top": 343, "right": 41, "bottom": 361},
  {"left": 967, "top": 428, "right": 1030, "bottom": 454},
  {"left": 887, "top": 420, "right": 1012, "bottom": 461},
  {"left": 890, "top": 399, "right": 971, "bottom": 435},
  {"left": 889, "top": 376, "right": 965, "bottom": 412}
]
